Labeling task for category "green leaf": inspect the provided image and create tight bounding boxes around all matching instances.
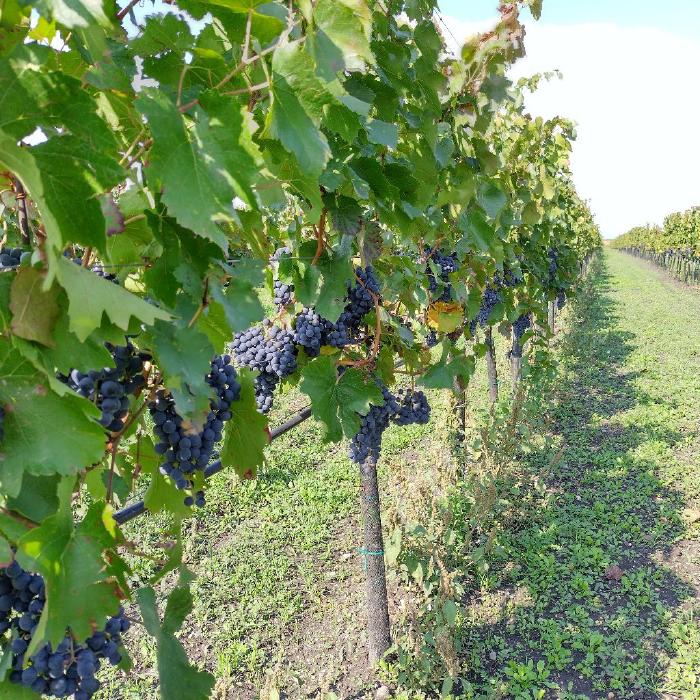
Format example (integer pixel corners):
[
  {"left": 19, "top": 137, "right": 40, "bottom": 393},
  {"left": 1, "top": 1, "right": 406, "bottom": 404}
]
[
  {"left": 0, "top": 340, "right": 107, "bottom": 497},
  {"left": 137, "top": 575, "right": 215, "bottom": 700},
  {"left": 309, "top": 0, "right": 373, "bottom": 80},
  {"left": 0, "top": 45, "right": 118, "bottom": 148},
  {"left": 220, "top": 369, "right": 268, "bottom": 479},
  {"left": 6, "top": 474, "right": 60, "bottom": 523},
  {"left": 0, "top": 536, "right": 12, "bottom": 567},
  {"left": 299, "top": 356, "right": 382, "bottom": 441},
  {"left": 32, "top": 0, "right": 112, "bottom": 29},
  {"left": 18, "top": 496, "right": 123, "bottom": 648},
  {"left": 149, "top": 320, "right": 214, "bottom": 423},
  {"left": 0, "top": 132, "right": 123, "bottom": 254},
  {"left": 137, "top": 90, "right": 259, "bottom": 250},
  {"left": 477, "top": 181, "right": 508, "bottom": 220},
  {"left": 55, "top": 255, "right": 170, "bottom": 342},
  {"left": 9, "top": 267, "right": 60, "bottom": 347},
  {"left": 263, "top": 41, "right": 332, "bottom": 176},
  {"left": 315, "top": 252, "right": 353, "bottom": 323},
  {"left": 137, "top": 436, "right": 190, "bottom": 519},
  {"left": 365, "top": 119, "right": 398, "bottom": 148}
]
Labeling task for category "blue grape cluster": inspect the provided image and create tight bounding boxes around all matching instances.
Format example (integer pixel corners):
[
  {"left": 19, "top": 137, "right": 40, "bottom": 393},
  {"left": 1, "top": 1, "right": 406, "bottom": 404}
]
[
  {"left": 426, "top": 249, "right": 459, "bottom": 302},
  {"left": 232, "top": 320, "right": 297, "bottom": 413},
  {"left": 349, "top": 382, "right": 400, "bottom": 464},
  {"left": 151, "top": 355, "right": 240, "bottom": 502},
  {"left": 66, "top": 254, "right": 118, "bottom": 284},
  {"left": 2, "top": 559, "right": 128, "bottom": 699},
  {"left": 511, "top": 313, "right": 532, "bottom": 358},
  {"left": 470, "top": 283, "right": 502, "bottom": 335},
  {"left": 426, "top": 330, "right": 439, "bottom": 348},
  {"left": 320, "top": 266, "right": 380, "bottom": 349},
  {"left": 60, "top": 341, "right": 149, "bottom": 433},
  {"left": 349, "top": 382, "right": 431, "bottom": 464},
  {"left": 271, "top": 246, "right": 292, "bottom": 261},
  {"left": 273, "top": 280, "right": 294, "bottom": 308},
  {"left": 393, "top": 389, "right": 430, "bottom": 426},
  {"left": 498, "top": 265, "right": 523, "bottom": 289},
  {"left": 556, "top": 290, "right": 566, "bottom": 309},
  {"left": 294, "top": 307, "right": 324, "bottom": 357},
  {"left": 0, "top": 246, "right": 24, "bottom": 269}
]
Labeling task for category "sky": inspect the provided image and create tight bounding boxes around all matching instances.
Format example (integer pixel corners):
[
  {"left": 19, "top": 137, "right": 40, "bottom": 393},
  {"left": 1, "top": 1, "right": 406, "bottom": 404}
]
[{"left": 438, "top": 1, "right": 700, "bottom": 238}]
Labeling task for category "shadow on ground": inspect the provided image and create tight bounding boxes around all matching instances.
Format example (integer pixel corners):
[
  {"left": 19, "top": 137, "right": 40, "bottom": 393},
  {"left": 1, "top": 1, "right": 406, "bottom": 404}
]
[{"left": 458, "top": 256, "right": 697, "bottom": 699}]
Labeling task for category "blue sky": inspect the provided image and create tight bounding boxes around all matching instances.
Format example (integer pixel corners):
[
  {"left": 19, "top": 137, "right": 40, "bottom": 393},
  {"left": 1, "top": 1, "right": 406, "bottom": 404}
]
[{"left": 437, "top": 0, "right": 700, "bottom": 40}]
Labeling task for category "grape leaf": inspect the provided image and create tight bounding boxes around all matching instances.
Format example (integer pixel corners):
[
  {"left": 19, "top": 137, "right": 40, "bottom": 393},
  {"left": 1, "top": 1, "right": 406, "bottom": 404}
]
[
  {"left": 299, "top": 356, "right": 382, "bottom": 441},
  {"left": 9, "top": 267, "right": 60, "bottom": 347},
  {"left": 263, "top": 41, "right": 332, "bottom": 176},
  {"left": 149, "top": 320, "right": 214, "bottom": 423},
  {"left": 139, "top": 435, "right": 191, "bottom": 520},
  {"left": 220, "top": 369, "right": 268, "bottom": 479},
  {"left": 315, "top": 252, "right": 353, "bottom": 323},
  {"left": 18, "top": 490, "right": 124, "bottom": 648},
  {"left": 55, "top": 255, "right": 170, "bottom": 342},
  {"left": 0, "top": 132, "right": 123, "bottom": 254},
  {"left": 0, "top": 45, "right": 118, "bottom": 148},
  {"left": 137, "top": 575, "right": 215, "bottom": 700},
  {"left": 477, "top": 181, "right": 508, "bottom": 220},
  {"left": 31, "top": 0, "right": 113, "bottom": 29},
  {"left": 0, "top": 340, "right": 107, "bottom": 497},
  {"left": 0, "top": 536, "right": 11, "bottom": 566},
  {"left": 136, "top": 90, "right": 257, "bottom": 250},
  {"left": 309, "top": 0, "right": 373, "bottom": 80},
  {"left": 6, "top": 473, "right": 60, "bottom": 523}
]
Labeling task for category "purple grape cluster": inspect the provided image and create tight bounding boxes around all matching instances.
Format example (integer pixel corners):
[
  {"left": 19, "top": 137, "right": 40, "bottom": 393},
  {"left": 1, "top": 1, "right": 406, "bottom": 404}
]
[
  {"left": 0, "top": 246, "right": 23, "bottom": 269},
  {"left": 498, "top": 265, "right": 523, "bottom": 289},
  {"left": 426, "top": 330, "right": 439, "bottom": 348},
  {"left": 273, "top": 280, "right": 294, "bottom": 308},
  {"left": 66, "top": 254, "right": 118, "bottom": 284},
  {"left": 231, "top": 320, "right": 297, "bottom": 413},
  {"left": 393, "top": 389, "right": 430, "bottom": 426},
  {"left": 271, "top": 246, "right": 292, "bottom": 261},
  {"left": 556, "top": 290, "right": 566, "bottom": 309},
  {"left": 349, "top": 382, "right": 431, "bottom": 464},
  {"left": 150, "top": 354, "right": 241, "bottom": 503},
  {"left": 511, "top": 313, "right": 532, "bottom": 358},
  {"left": 294, "top": 307, "right": 324, "bottom": 357},
  {"left": 319, "top": 266, "right": 381, "bottom": 349},
  {"left": 2, "top": 559, "right": 128, "bottom": 699},
  {"left": 470, "top": 283, "right": 502, "bottom": 335},
  {"left": 59, "top": 342, "right": 149, "bottom": 433},
  {"left": 426, "top": 249, "right": 459, "bottom": 302}
]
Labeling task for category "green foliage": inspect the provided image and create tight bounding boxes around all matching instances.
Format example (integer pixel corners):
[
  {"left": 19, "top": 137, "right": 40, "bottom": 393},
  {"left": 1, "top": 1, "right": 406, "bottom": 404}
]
[{"left": 0, "top": 0, "right": 601, "bottom": 696}]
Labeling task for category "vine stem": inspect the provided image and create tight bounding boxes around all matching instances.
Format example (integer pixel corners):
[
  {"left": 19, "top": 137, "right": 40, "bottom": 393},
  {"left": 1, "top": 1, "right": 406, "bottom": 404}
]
[
  {"left": 311, "top": 208, "right": 327, "bottom": 265},
  {"left": 116, "top": 0, "right": 141, "bottom": 21},
  {"left": 11, "top": 178, "right": 31, "bottom": 245}
]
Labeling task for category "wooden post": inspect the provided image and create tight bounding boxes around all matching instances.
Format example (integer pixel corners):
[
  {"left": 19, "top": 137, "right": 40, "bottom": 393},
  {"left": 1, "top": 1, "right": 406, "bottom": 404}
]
[
  {"left": 548, "top": 300, "right": 556, "bottom": 335},
  {"left": 358, "top": 456, "right": 391, "bottom": 664},
  {"left": 510, "top": 327, "right": 523, "bottom": 394},
  {"left": 484, "top": 326, "right": 498, "bottom": 404}
]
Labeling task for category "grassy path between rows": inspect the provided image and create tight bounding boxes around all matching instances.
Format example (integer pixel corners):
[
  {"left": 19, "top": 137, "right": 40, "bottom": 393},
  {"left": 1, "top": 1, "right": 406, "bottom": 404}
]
[
  {"left": 464, "top": 250, "right": 700, "bottom": 699},
  {"left": 103, "top": 250, "right": 700, "bottom": 699}
]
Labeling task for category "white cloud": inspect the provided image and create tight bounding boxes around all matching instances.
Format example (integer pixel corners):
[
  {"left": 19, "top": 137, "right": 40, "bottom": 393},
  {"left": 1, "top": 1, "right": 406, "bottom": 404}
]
[{"left": 440, "top": 15, "right": 700, "bottom": 238}]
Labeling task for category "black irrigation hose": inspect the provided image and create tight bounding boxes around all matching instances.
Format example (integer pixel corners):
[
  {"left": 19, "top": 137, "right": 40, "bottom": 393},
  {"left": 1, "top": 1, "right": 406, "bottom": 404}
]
[{"left": 113, "top": 405, "right": 314, "bottom": 526}]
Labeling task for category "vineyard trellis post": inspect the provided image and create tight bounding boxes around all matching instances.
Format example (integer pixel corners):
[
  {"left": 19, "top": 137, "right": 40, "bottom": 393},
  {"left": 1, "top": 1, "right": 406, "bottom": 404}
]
[
  {"left": 484, "top": 326, "right": 499, "bottom": 404},
  {"left": 358, "top": 456, "right": 392, "bottom": 663}
]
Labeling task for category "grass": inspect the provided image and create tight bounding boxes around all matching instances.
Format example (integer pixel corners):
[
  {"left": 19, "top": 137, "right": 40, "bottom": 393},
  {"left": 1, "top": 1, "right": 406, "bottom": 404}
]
[{"left": 100, "top": 250, "right": 700, "bottom": 700}]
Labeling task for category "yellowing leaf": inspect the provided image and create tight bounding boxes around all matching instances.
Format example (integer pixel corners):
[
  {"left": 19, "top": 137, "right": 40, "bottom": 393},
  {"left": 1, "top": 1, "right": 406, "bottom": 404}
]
[{"left": 427, "top": 302, "right": 464, "bottom": 333}]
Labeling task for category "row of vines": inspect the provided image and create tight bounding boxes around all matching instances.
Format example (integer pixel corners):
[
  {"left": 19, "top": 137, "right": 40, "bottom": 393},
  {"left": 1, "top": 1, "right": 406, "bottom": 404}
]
[
  {"left": 0, "top": 0, "right": 600, "bottom": 697},
  {"left": 610, "top": 207, "right": 700, "bottom": 284}
]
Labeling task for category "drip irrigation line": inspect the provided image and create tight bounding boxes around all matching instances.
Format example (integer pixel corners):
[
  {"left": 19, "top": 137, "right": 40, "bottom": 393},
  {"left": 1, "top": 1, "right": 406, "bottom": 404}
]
[{"left": 113, "top": 405, "right": 313, "bottom": 526}]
